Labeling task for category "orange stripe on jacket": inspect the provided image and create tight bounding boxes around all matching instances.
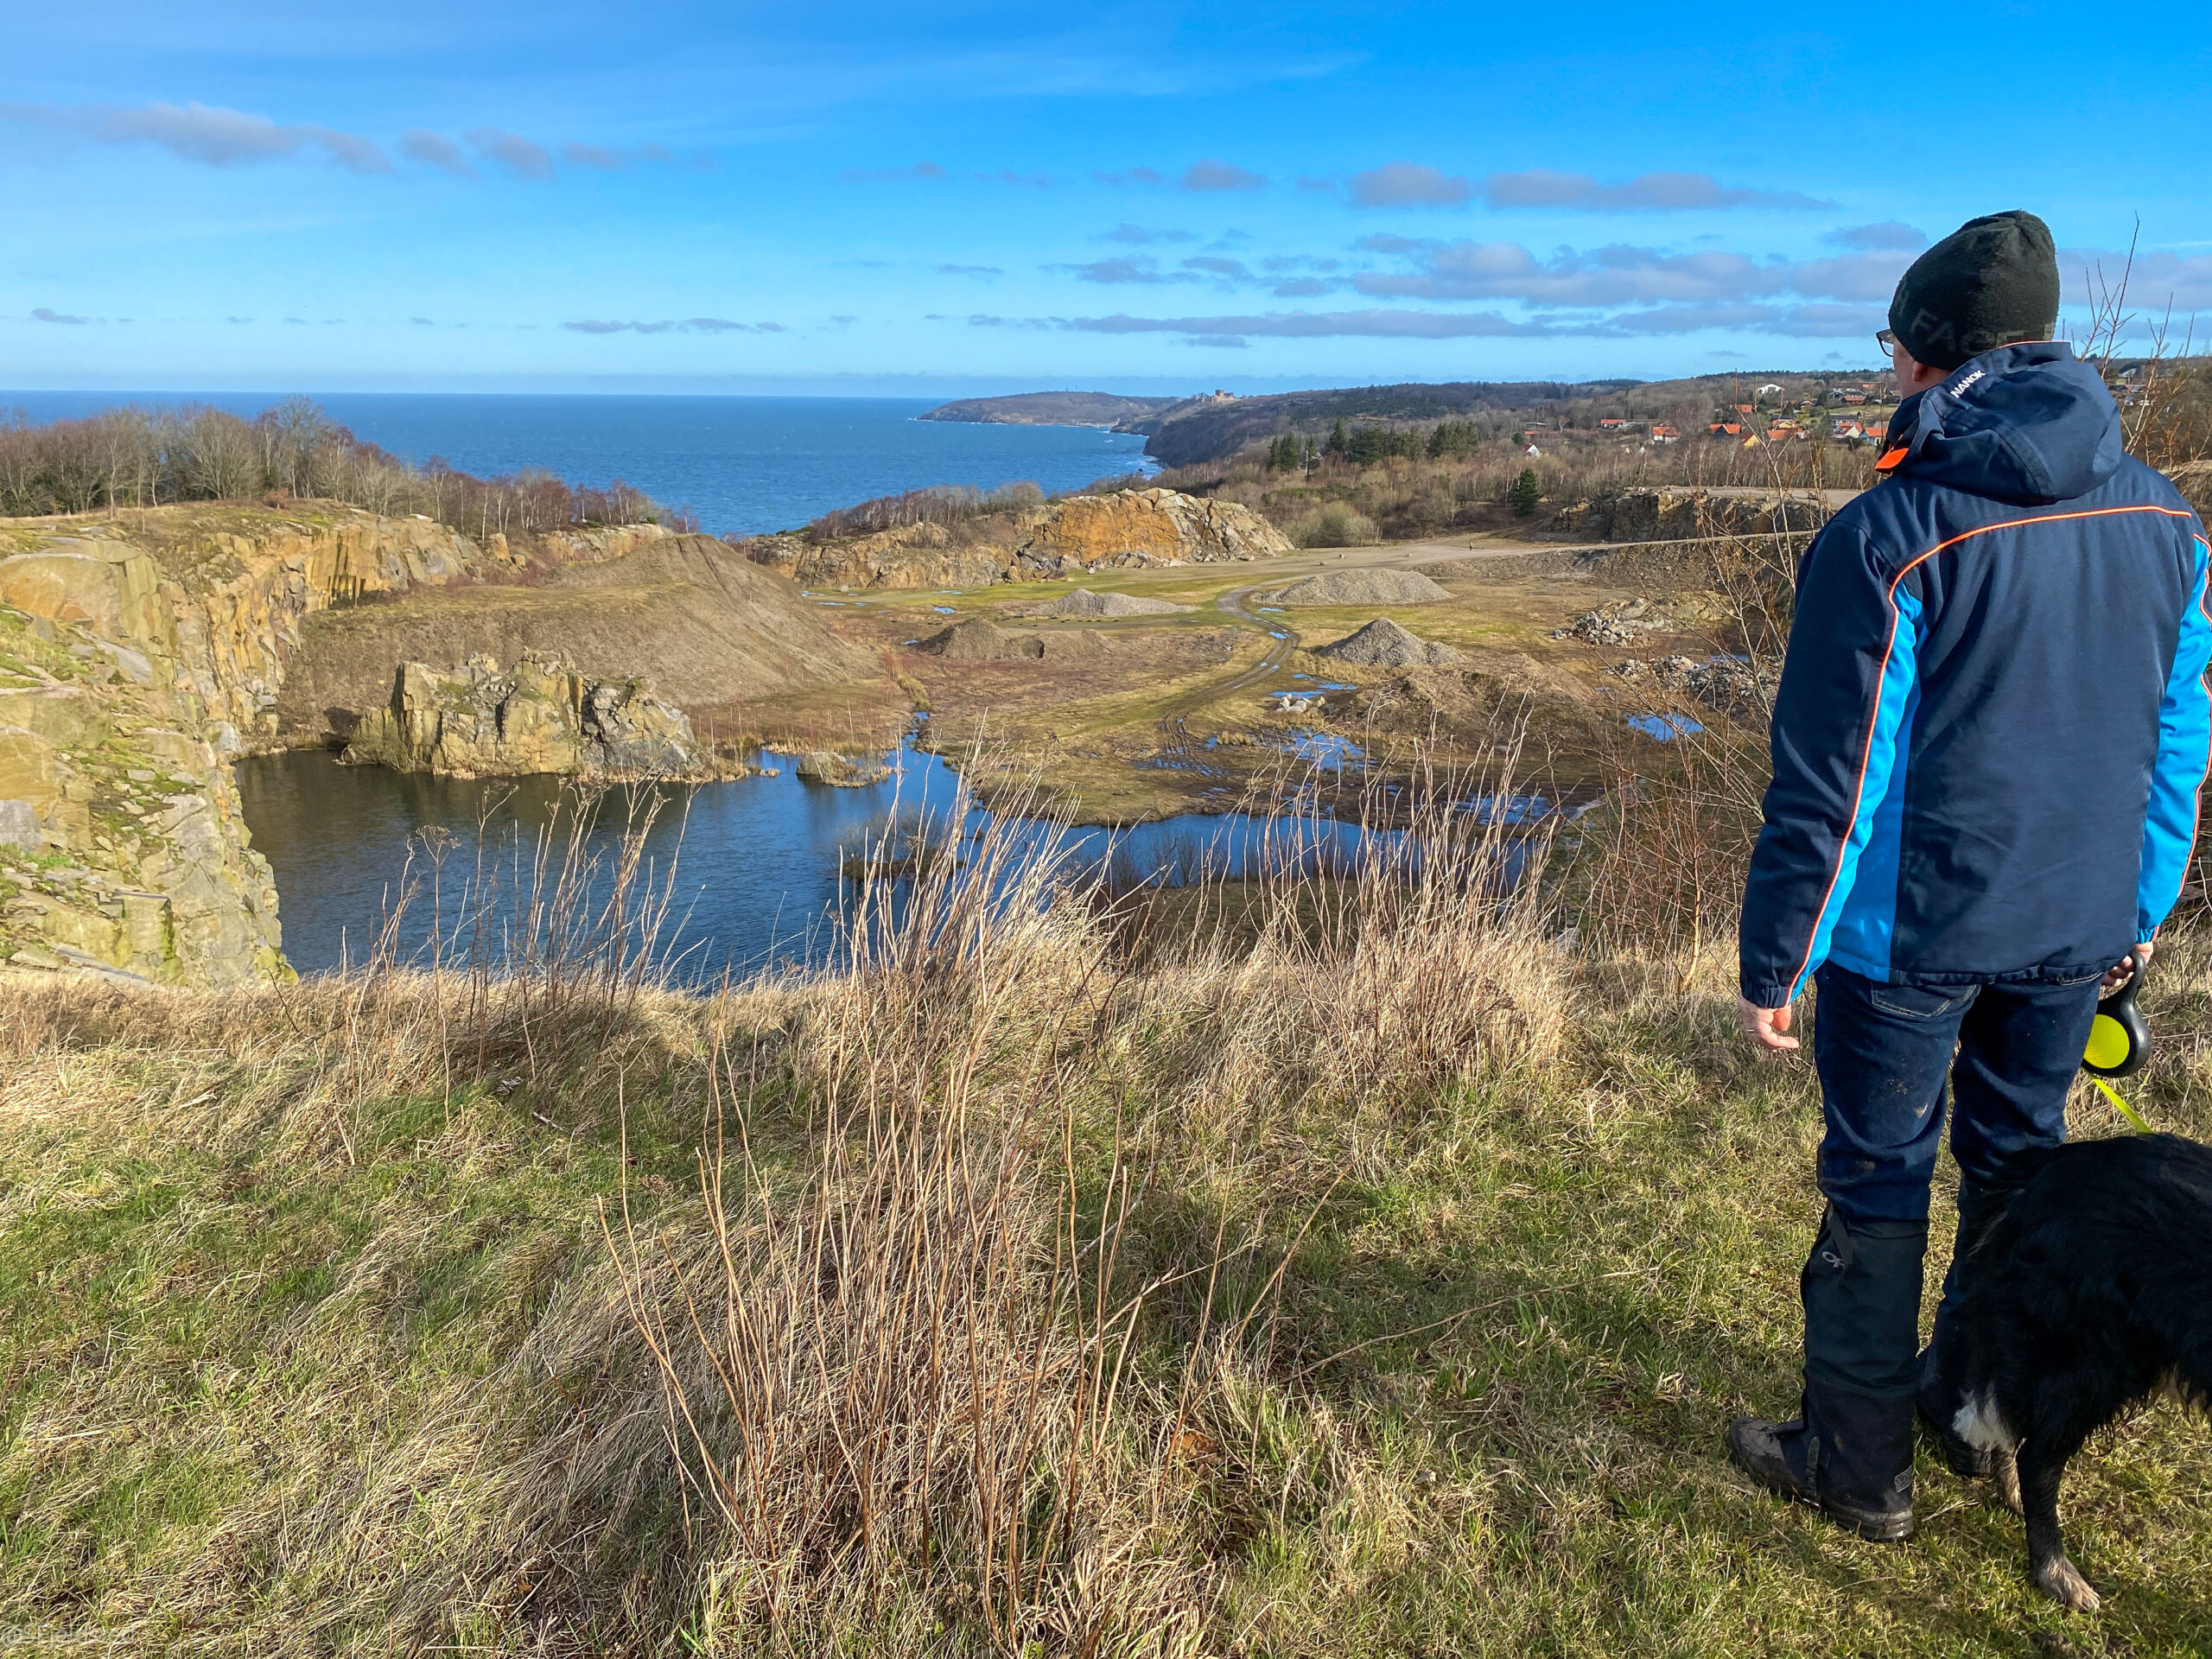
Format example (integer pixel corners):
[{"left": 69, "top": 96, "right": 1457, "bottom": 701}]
[{"left": 1778, "top": 504, "right": 2202, "bottom": 999}]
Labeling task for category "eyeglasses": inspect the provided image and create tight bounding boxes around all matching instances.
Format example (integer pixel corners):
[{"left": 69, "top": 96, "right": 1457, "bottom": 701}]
[{"left": 1876, "top": 327, "right": 1898, "bottom": 352}]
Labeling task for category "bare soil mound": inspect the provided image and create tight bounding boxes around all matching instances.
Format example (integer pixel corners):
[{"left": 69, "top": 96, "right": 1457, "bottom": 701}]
[
  {"left": 1024, "top": 588, "right": 1189, "bottom": 619},
  {"left": 915, "top": 619, "right": 1116, "bottom": 663},
  {"left": 1314, "top": 617, "right": 1465, "bottom": 668},
  {"left": 1268, "top": 569, "right": 1450, "bottom": 606}
]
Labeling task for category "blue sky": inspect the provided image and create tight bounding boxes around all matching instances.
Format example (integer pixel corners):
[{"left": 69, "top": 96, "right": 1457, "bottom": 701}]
[{"left": 4, "top": 0, "right": 2208, "bottom": 394}]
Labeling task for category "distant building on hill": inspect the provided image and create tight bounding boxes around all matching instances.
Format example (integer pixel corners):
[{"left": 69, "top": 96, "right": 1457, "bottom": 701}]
[
  {"left": 1649, "top": 423, "right": 1680, "bottom": 442},
  {"left": 1599, "top": 416, "right": 1630, "bottom": 430}
]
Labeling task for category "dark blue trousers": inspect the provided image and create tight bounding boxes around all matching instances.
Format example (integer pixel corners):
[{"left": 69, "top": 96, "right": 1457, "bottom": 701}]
[
  {"left": 1781, "top": 963, "right": 2101, "bottom": 1500},
  {"left": 1810, "top": 962, "right": 2102, "bottom": 1228}
]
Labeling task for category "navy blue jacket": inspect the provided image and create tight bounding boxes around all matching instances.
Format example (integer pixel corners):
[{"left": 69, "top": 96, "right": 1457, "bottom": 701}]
[{"left": 1739, "top": 342, "right": 2211, "bottom": 1007}]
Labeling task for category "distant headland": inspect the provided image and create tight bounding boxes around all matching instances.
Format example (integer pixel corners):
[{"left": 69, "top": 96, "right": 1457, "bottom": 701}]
[{"left": 916, "top": 391, "right": 1186, "bottom": 428}]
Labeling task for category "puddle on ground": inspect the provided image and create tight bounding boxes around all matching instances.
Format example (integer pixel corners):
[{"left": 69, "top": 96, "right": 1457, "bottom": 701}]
[
  {"left": 1281, "top": 729, "right": 1366, "bottom": 770},
  {"left": 1627, "top": 713, "right": 1704, "bottom": 741},
  {"left": 931, "top": 605, "right": 957, "bottom": 613}
]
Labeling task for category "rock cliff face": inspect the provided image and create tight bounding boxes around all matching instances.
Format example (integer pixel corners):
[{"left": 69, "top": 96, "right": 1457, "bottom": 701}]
[
  {"left": 275, "top": 533, "right": 877, "bottom": 746},
  {"left": 763, "top": 488, "right": 1293, "bottom": 592},
  {"left": 342, "top": 652, "right": 733, "bottom": 779},
  {"left": 0, "top": 504, "right": 673, "bottom": 985}
]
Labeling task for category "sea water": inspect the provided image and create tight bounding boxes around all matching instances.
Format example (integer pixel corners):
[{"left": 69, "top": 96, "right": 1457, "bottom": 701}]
[{"left": 0, "top": 391, "right": 1158, "bottom": 536}]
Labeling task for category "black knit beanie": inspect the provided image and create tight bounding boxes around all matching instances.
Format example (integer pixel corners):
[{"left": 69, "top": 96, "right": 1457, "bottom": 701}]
[{"left": 1888, "top": 211, "right": 2062, "bottom": 372}]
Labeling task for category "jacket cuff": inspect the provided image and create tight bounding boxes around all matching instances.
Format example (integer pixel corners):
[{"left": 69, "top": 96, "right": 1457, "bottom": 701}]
[
  {"left": 2136, "top": 925, "right": 2160, "bottom": 945},
  {"left": 1740, "top": 976, "right": 1795, "bottom": 1008}
]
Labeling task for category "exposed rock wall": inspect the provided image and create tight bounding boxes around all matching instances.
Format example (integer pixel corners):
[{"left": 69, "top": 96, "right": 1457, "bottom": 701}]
[
  {"left": 342, "top": 652, "right": 733, "bottom": 779},
  {"left": 274, "top": 533, "right": 876, "bottom": 746},
  {"left": 0, "top": 504, "right": 675, "bottom": 985},
  {"left": 764, "top": 488, "right": 1294, "bottom": 591}
]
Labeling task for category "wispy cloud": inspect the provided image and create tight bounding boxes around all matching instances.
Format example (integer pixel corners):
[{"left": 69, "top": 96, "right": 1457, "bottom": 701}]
[
  {"left": 976, "top": 168, "right": 1052, "bottom": 188},
  {"left": 1349, "top": 162, "right": 1467, "bottom": 207},
  {"left": 1329, "top": 162, "right": 1832, "bottom": 212},
  {"left": 2, "top": 99, "right": 389, "bottom": 172},
  {"left": 1093, "top": 167, "right": 1166, "bottom": 186},
  {"left": 1047, "top": 257, "right": 1200, "bottom": 285},
  {"left": 1101, "top": 224, "right": 1196, "bottom": 244},
  {"left": 1066, "top": 309, "right": 1548, "bottom": 341},
  {"left": 466, "top": 128, "right": 555, "bottom": 181},
  {"left": 1827, "top": 220, "right": 1927, "bottom": 251},
  {"left": 1480, "top": 168, "right": 1833, "bottom": 212},
  {"left": 562, "top": 318, "right": 788, "bottom": 334},
  {"left": 399, "top": 129, "right": 473, "bottom": 175},
  {"left": 841, "top": 162, "right": 948, "bottom": 182},
  {"left": 938, "top": 263, "right": 1004, "bottom": 276},
  {"left": 2061, "top": 247, "right": 2212, "bottom": 308},
  {"left": 1181, "top": 160, "right": 1264, "bottom": 192},
  {"left": 29, "top": 307, "right": 88, "bottom": 325},
  {"left": 1049, "top": 289, "right": 1893, "bottom": 344},
  {"left": 1351, "top": 236, "right": 1910, "bottom": 306},
  {"left": 564, "top": 141, "right": 674, "bottom": 170}
]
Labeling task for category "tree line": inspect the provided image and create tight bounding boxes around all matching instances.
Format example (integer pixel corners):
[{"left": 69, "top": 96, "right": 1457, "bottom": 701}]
[
  {"left": 1266, "top": 419, "right": 1485, "bottom": 474},
  {"left": 0, "top": 398, "right": 691, "bottom": 543}
]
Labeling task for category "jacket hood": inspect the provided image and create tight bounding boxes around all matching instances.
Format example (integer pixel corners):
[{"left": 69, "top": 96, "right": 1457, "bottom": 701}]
[{"left": 1880, "top": 341, "right": 2124, "bottom": 505}]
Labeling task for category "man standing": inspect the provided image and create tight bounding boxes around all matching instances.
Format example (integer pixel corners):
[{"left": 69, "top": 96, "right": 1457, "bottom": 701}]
[{"left": 1727, "top": 211, "right": 2211, "bottom": 1540}]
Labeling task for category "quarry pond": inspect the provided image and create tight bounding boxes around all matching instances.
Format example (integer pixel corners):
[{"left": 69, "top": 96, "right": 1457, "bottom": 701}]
[{"left": 235, "top": 743, "right": 1493, "bottom": 980}]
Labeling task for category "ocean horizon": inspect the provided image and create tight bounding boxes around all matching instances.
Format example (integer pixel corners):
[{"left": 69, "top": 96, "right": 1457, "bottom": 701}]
[{"left": 0, "top": 390, "right": 1161, "bottom": 537}]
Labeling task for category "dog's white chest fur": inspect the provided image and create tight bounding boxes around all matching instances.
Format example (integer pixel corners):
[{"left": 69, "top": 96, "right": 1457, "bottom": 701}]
[{"left": 1954, "top": 1391, "right": 2019, "bottom": 1454}]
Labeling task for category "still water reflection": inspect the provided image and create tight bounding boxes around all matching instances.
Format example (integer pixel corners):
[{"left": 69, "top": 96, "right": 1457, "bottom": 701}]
[{"left": 235, "top": 747, "right": 1427, "bottom": 980}]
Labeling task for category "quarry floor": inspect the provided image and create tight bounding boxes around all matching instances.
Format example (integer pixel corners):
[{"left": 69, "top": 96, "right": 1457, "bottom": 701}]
[{"left": 780, "top": 529, "right": 1729, "bottom": 823}]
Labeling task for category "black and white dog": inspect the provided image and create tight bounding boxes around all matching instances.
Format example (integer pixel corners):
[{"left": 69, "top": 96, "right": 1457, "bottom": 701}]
[{"left": 1932, "top": 1133, "right": 2212, "bottom": 1611}]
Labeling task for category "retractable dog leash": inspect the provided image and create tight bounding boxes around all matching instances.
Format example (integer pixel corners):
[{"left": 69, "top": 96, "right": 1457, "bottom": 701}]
[{"left": 2081, "top": 967, "right": 2154, "bottom": 1133}]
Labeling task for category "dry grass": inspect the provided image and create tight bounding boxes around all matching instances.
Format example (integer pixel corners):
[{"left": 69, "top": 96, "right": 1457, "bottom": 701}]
[{"left": 6, "top": 750, "right": 2212, "bottom": 1656}]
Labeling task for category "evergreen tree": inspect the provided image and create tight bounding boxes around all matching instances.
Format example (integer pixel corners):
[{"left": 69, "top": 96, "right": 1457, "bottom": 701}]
[
  {"left": 1325, "top": 418, "right": 1349, "bottom": 460},
  {"left": 1509, "top": 467, "right": 1541, "bottom": 517}
]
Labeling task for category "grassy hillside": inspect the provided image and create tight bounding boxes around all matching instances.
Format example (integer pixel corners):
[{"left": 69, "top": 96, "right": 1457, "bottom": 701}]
[{"left": 6, "top": 772, "right": 2212, "bottom": 1656}]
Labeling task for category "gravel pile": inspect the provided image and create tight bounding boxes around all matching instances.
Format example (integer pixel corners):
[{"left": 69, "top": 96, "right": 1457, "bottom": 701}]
[
  {"left": 1313, "top": 617, "right": 1465, "bottom": 668},
  {"left": 1267, "top": 569, "right": 1451, "bottom": 606},
  {"left": 1025, "top": 588, "right": 1189, "bottom": 618}
]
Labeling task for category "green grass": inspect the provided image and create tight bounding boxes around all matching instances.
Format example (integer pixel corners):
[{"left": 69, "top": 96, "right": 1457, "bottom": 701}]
[{"left": 4, "top": 926, "right": 2212, "bottom": 1655}]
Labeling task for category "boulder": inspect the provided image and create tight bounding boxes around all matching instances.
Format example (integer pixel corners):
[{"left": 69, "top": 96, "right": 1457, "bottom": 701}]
[
  {"left": 0, "top": 798, "right": 40, "bottom": 849},
  {"left": 341, "top": 651, "right": 720, "bottom": 779}
]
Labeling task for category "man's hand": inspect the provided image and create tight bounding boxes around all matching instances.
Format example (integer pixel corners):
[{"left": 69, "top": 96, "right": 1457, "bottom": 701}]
[
  {"left": 2101, "top": 940, "right": 2153, "bottom": 994},
  {"left": 1737, "top": 995, "right": 1800, "bottom": 1052}
]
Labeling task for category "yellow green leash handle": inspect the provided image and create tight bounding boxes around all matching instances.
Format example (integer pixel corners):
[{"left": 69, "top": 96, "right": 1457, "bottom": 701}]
[{"left": 2082, "top": 967, "right": 2154, "bottom": 1133}]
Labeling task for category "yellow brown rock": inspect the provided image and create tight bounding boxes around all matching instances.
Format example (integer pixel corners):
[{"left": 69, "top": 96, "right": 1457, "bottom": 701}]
[
  {"left": 765, "top": 487, "right": 1293, "bottom": 592},
  {"left": 341, "top": 651, "right": 724, "bottom": 779}
]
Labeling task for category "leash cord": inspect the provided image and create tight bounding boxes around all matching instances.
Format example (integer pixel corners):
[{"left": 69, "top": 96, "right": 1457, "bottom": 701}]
[{"left": 2089, "top": 1074, "right": 2153, "bottom": 1135}]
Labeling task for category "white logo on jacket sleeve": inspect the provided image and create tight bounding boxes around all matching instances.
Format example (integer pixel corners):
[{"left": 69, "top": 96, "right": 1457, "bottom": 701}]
[{"left": 1950, "top": 368, "right": 1986, "bottom": 397}]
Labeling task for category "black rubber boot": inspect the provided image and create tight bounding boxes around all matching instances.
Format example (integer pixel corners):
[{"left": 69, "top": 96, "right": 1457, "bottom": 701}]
[{"left": 1730, "top": 1205, "right": 1923, "bottom": 1540}]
